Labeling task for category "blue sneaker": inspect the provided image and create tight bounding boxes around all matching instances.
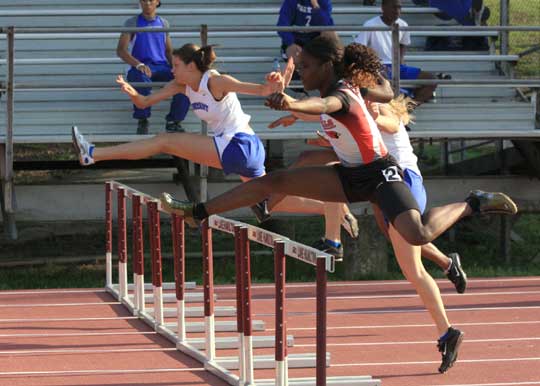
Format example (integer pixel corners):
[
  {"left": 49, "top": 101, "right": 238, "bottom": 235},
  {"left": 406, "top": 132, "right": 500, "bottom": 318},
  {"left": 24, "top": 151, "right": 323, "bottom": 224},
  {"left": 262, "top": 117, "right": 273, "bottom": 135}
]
[
  {"left": 71, "top": 126, "right": 95, "bottom": 166},
  {"left": 311, "top": 238, "right": 344, "bottom": 261}
]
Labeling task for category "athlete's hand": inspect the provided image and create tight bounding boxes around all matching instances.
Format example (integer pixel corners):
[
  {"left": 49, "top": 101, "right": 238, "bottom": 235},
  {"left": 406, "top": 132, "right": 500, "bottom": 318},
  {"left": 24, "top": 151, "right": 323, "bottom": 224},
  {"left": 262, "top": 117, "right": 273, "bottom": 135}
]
[
  {"left": 268, "top": 114, "right": 298, "bottom": 128},
  {"left": 263, "top": 56, "right": 295, "bottom": 95},
  {"left": 265, "top": 92, "right": 296, "bottom": 111},
  {"left": 263, "top": 71, "right": 285, "bottom": 95},
  {"left": 365, "top": 101, "right": 380, "bottom": 120},
  {"left": 116, "top": 75, "right": 139, "bottom": 98}
]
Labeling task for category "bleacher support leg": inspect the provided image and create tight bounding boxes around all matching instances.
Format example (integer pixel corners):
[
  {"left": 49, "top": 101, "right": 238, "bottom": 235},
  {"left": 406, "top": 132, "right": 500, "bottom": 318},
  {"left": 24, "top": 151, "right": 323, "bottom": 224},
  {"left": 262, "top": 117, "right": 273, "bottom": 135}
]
[{"left": 0, "top": 144, "right": 17, "bottom": 240}]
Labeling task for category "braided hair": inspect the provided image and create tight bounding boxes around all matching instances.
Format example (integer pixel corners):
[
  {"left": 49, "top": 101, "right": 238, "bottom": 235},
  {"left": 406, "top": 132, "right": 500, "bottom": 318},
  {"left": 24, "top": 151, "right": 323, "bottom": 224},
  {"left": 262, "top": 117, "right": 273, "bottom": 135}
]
[{"left": 342, "top": 43, "right": 385, "bottom": 89}]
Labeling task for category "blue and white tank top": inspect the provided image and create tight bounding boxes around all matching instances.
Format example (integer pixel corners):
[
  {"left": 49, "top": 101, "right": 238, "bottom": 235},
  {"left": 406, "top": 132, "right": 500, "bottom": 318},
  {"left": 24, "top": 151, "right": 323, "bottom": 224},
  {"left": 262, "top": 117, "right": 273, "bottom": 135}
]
[{"left": 185, "top": 69, "right": 253, "bottom": 140}]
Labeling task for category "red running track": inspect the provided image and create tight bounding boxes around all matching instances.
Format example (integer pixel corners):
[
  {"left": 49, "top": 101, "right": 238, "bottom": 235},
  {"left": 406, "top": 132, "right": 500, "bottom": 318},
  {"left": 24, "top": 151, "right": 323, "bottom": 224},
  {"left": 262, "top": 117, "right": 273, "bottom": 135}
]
[{"left": 0, "top": 276, "right": 539, "bottom": 386}]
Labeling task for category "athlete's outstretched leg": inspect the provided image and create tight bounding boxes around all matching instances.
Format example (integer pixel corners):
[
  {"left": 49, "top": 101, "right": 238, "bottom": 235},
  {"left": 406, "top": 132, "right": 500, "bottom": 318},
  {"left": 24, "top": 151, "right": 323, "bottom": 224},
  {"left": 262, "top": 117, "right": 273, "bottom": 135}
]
[{"left": 73, "top": 127, "right": 222, "bottom": 169}]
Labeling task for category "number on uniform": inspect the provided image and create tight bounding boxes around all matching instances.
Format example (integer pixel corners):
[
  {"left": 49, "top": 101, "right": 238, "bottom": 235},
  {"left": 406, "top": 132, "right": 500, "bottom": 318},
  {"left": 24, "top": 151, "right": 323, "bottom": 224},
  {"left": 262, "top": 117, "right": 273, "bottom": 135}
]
[{"left": 382, "top": 166, "right": 402, "bottom": 182}]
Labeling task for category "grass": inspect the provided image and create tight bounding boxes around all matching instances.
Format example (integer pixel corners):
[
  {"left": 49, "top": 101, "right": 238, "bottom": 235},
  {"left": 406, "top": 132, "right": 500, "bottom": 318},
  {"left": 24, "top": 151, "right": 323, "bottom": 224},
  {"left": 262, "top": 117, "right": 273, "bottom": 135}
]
[
  {"left": 1, "top": 213, "right": 539, "bottom": 290},
  {"left": 485, "top": 0, "right": 540, "bottom": 77}
]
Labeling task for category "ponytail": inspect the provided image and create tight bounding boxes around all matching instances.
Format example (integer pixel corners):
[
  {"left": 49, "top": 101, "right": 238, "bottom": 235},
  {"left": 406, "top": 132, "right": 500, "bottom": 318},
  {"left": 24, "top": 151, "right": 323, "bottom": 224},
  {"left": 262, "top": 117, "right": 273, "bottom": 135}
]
[{"left": 172, "top": 43, "right": 217, "bottom": 72}]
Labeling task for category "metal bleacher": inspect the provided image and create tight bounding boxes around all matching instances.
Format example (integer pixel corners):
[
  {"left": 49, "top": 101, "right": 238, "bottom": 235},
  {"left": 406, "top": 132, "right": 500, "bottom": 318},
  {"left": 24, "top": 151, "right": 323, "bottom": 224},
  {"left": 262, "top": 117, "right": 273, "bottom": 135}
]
[{"left": 1, "top": 0, "right": 537, "bottom": 144}]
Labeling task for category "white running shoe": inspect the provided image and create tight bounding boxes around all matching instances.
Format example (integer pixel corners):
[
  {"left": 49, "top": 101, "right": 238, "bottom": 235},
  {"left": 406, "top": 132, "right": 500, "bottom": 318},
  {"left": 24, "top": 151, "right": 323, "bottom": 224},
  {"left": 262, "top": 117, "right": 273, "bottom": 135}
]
[{"left": 71, "top": 126, "right": 95, "bottom": 166}]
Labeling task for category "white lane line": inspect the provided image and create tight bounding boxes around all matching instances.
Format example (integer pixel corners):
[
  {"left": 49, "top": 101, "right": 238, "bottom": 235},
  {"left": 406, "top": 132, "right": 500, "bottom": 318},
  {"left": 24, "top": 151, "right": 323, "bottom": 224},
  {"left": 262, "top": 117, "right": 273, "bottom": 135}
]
[
  {"left": 0, "top": 289, "right": 106, "bottom": 295},
  {"left": 0, "top": 277, "right": 537, "bottom": 295},
  {"left": 0, "top": 316, "right": 138, "bottom": 323},
  {"left": 422, "top": 382, "right": 540, "bottom": 386},
  {"left": 332, "top": 356, "right": 540, "bottom": 367},
  {"left": 267, "top": 320, "right": 540, "bottom": 332},
  {"left": 212, "top": 276, "right": 540, "bottom": 290},
  {"left": 255, "top": 305, "right": 540, "bottom": 318},
  {"left": 0, "top": 302, "right": 120, "bottom": 307},
  {"left": 316, "top": 290, "right": 540, "bottom": 300},
  {"left": 0, "top": 347, "right": 177, "bottom": 355},
  {"left": 0, "top": 331, "right": 157, "bottom": 338},
  {"left": 0, "top": 367, "right": 206, "bottom": 376},
  {"left": 213, "top": 290, "right": 540, "bottom": 303},
  {"left": 295, "top": 337, "right": 540, "bottom": 348}
]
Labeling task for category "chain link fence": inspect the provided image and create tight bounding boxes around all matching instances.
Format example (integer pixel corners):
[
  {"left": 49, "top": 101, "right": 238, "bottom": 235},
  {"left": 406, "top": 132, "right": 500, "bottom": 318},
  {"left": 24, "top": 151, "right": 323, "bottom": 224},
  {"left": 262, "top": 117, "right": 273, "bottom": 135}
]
[{"left": 486, "top": 0, "right": 540, "bottom": 77}]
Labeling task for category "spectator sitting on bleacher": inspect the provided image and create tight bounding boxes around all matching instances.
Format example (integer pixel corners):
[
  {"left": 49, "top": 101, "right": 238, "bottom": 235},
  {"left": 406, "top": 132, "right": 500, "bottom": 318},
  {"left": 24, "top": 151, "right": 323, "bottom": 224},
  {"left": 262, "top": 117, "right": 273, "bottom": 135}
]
[
  {"left": 354, "top": 0, "right": 440, "bottom": 105},
  {"left": 418, "top": 0, "right": 491, "bottom": 51},
  {"left": 117, "top": 0, "right": 189, "bottom": 134},
  {"left": 413, "top": 0, "right": 490, "bottom": 26},
  {"left": 277, "top": 0, "right": 339, "bottom": 93}
]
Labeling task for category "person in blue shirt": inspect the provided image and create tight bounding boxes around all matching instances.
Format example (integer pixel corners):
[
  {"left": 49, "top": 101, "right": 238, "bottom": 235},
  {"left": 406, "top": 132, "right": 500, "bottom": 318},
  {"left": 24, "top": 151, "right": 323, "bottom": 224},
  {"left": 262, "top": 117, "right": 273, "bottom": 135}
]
[
  {"left": 412, "top": 0, "right": 490, "bottom": 26},
  {"left": 117, "top": 0, "right": 190, "bottom": 134},
  {"left": 277, "top": 0, "right": 338, "bottom": 93}
]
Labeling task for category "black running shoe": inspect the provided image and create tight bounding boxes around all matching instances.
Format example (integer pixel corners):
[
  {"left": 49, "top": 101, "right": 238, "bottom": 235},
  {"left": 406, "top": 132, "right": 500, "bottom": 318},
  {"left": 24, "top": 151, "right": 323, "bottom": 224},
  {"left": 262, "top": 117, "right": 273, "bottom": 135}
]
[
  {"left": 137, "top": 118, "right": 149, "bottom": 135},
  {"left": 311, "top": 238, "right": 344, "bottom": 261},
  {"left": 250, "top": 199, "right": 271, "bottom": 223},
  {"left": 165, "top": 121, "right": 184, "bottom": 133},
  {"left": 437, "top": 327, "right": 464, "bottom": 373},
  {"left": 446, "top": 253, "right": 468, "bottom": 294}
]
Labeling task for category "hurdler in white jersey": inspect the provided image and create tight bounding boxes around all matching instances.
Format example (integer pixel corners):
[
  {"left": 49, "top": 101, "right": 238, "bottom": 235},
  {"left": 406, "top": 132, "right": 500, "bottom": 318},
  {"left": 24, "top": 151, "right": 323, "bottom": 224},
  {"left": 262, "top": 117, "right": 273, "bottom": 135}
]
[
  {"left": 73, "top": 42, "right": 342, "bottom": 225},
  {"left": 72, "top": 43, "right": 276, "bottom": 179}
]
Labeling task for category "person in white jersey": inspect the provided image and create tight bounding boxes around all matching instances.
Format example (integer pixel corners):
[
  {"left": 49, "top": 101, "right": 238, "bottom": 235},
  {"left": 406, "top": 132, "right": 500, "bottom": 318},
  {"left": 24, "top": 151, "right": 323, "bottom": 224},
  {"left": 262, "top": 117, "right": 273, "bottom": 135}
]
[
  {"left": 72, "top": 43, "right": 354, "bottom": 225},
  {"left": 354, "top": 0, "right": 439, "bottom": 105},
  {"left": 367, "top": 97, "right": 468, "bottom": 293},
  {"left": 159, "top": 37, "right": 518, "bottom": 373}
]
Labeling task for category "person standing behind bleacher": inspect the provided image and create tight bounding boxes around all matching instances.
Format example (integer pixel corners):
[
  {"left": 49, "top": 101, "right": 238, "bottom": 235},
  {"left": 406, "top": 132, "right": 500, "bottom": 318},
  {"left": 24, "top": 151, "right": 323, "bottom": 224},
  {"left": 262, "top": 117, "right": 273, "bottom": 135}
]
[
  {"left": 117, "top": 0, "right": 190, "bottom": 134},
  {"left": 277, "top": 0, "right": 339, "bottom": 93},
  {"left": 354, "top": 0, "right": 438, "bottom": 105}
]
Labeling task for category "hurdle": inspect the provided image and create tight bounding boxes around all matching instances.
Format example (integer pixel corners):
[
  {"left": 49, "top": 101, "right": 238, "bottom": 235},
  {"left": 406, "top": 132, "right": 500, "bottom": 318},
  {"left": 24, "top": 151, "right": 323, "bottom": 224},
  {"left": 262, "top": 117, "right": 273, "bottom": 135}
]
[
  {"left": 104, "top": 181, "right": 380, "bottom": 386},
  {"left": 105, "top": 181, "right": 239, "bottom": 319},
  {"left": 105, "top": 181, "right": 270, "bottom": 334}
]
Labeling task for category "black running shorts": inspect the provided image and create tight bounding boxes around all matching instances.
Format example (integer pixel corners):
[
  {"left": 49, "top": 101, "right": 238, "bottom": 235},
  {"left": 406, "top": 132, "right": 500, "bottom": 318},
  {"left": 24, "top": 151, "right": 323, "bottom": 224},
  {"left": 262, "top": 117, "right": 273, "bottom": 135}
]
[{"left": 334, "top": 155, "right": 420, "bottom": 223}]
